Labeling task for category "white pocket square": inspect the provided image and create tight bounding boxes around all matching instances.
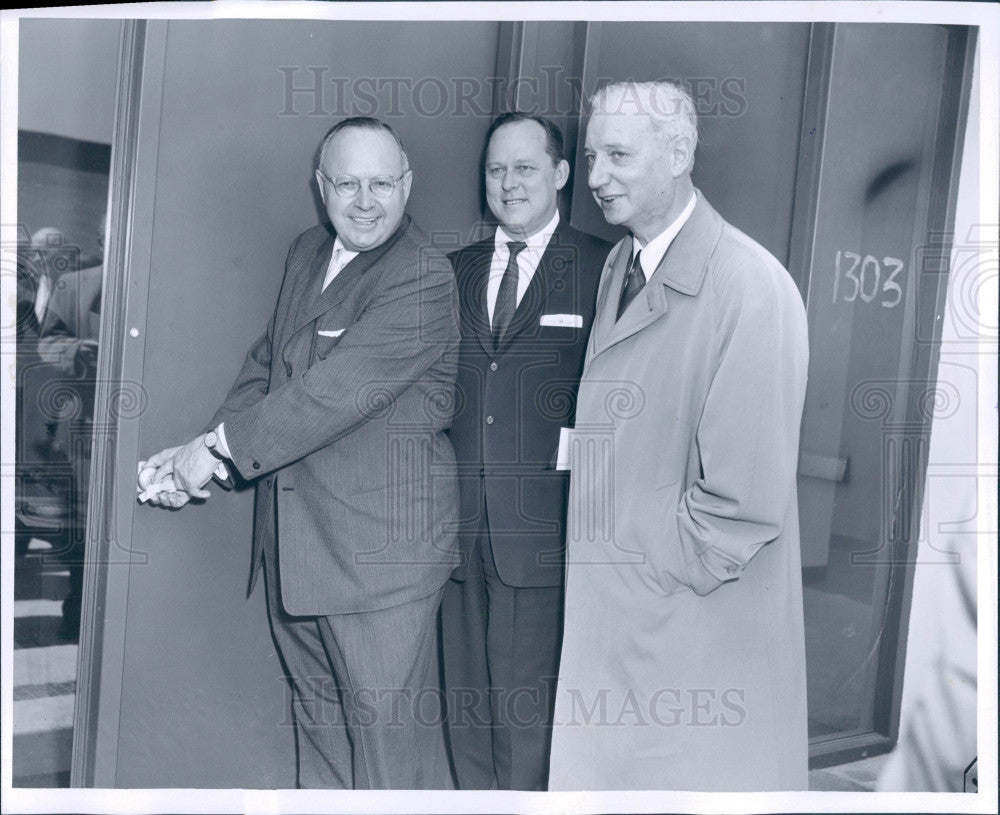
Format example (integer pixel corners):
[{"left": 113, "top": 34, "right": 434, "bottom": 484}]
[
  {"left": 318, "top": 328, "right": 346, "bottom": 338},
  {"left": 540, "top": 313, "right": 583, "bottom": 328}
]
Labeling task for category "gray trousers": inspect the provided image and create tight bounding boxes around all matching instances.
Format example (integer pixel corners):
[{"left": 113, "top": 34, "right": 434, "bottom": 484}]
[{"left": 263, "top": 538, "right": 450, "bottom": 789}]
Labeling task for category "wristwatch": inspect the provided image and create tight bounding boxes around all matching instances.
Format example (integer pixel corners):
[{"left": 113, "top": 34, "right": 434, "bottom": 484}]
[{"left": 204, "top": 430, "right": 224, "bottom": 459}]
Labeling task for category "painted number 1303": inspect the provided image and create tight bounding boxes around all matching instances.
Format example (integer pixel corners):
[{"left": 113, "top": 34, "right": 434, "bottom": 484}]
[{"left": 832, "top": 251, "right": 905, "bottom": 308}]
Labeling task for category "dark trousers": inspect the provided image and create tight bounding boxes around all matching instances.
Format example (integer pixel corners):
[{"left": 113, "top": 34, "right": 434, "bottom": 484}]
[
  {"left": 440, "top": 508, "right": 564, "bottom": 790},
  {"left": 263, "top": 533, "right": 450, "bottom": 789}
]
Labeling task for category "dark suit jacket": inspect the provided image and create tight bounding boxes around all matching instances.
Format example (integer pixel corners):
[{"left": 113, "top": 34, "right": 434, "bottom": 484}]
[
  {"left": 210, "top": 215, "right": 461, "bottom": 616},
  {"left": 37, "top": 264, "right": 103, "bottom": 375},
  {"left": 448, "top": 221, "right": 611, "bottom": 587}
]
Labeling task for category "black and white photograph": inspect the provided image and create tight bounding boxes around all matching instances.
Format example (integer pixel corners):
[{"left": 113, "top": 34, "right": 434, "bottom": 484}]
[{"left": 1, "top": 2, "right": 996, "bottom": 813}]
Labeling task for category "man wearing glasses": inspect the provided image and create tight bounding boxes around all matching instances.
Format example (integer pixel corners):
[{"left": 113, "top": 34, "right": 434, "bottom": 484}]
[{"left": 138, "top": 117, "right": 460, "bottom": 789}]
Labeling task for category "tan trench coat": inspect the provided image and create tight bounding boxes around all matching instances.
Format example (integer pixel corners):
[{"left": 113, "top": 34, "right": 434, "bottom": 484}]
[{"left": 548, "top": 193, "right": 810, "bottom": 791}]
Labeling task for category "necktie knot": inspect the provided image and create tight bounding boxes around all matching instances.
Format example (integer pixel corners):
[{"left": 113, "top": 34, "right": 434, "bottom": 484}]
[
  {"left": 507, "top": 241, "right": 527, "bottom": 259},
  {"left": 616, "top": 249, "right": 645, "bottom": 321},
  {"left": 629, "top": 250, "right": 644, "bottom": 284}
]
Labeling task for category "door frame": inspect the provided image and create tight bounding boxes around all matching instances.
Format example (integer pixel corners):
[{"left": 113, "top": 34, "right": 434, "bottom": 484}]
[
  {"left": 71, "top": 19, "right": 166, "bottom": 787},
  {"left": 786, "top": 23, "right": 978, "bottom": 767}
]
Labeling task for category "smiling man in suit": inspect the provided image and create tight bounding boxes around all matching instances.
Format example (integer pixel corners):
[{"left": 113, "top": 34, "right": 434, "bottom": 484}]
[
  {"left": 138, "top": 117, "right": 460, "bottom": 789},
  {"left": 440, "top": 112, "right": 611, "bottom": 790}
]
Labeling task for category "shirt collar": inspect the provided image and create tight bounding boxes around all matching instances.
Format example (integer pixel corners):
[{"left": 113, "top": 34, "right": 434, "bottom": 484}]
[
  {"left": 631, "top": 191, "right": 697, "bottom": 277},
  {"left": 332, "top": 237, "right": 359, "bottom": 263},
  {"left": 494, "top": 209, "right": 560, "bottom": 255}
]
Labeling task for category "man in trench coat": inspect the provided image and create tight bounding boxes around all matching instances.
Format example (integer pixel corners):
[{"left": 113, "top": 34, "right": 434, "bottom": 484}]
[
  {"left": 547, "top": 81, "right": 810, "bottom": 791},
  {"left": 138, "top": 118, "right": 460, "bottom": 789}
]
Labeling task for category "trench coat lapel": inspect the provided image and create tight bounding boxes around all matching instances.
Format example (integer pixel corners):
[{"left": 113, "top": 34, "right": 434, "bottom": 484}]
[{"left": 589, "top": 192, "right": 721, "bottom": 359}]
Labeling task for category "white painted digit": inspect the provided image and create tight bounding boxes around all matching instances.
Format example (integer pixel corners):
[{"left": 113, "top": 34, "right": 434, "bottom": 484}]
[
  {"left": 882, "top": 256, "right": 904, "bottom": 308},
  {"left": 842, "top": 252, "right": 861, "bottom": 302},
  {"left": 859, "top": 255, "right": 880, "bottom": 303},
  {"left": 833, "top": 250, "right": 841, "bottom": 303}
]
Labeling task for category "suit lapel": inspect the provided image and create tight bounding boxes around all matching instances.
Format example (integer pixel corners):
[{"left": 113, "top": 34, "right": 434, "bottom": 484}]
[
  {"left": 289, "top": 215, "right": 412, "bottom": 338},
  {"left": 287, "top": 232, "right": 334, "bottom": 331},
  {"left": 459, "top": 241, "right": 497, "bottom": 357}
]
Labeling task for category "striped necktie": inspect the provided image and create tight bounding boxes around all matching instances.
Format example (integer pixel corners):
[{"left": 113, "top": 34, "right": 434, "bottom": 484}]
[
  {"left": 616, "top": 249, "right": 645, "bottom": 321},
  {"left": 492, "top": 240, "right": 527, "bottom": 347}
]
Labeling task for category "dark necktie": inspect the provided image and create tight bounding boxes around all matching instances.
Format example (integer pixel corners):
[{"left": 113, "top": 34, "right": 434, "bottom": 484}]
[
  {"left": 616, "top": 249, "right": 645, "bottom": 321},
  {"left": 492, "top": 240, "right": 527, "bottom": 348}
]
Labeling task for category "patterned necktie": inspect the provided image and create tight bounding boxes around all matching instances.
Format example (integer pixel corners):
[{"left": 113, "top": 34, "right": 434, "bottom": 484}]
[
  {"left": 616, "top": 249, "right": 645, "bottom": 321},
  {"left": 492, "top": 240, "right": 527, "bottom": 347}
]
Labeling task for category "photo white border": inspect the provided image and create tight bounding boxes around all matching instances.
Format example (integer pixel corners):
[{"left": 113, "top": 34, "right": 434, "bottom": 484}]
[{"left": 1, "top": 3, "right": 996, "bottom": 814}]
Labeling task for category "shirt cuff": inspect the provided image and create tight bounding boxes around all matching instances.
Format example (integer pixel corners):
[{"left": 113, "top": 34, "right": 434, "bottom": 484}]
[
  {"left": 214, "top": 423, "right": 231, "bottom": 481},
  {"left": 216, "top": 422, "right": 232, "bottom": 458}
]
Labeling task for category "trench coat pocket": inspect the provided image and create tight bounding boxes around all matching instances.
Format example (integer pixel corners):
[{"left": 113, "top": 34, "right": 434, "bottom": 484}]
[{"left": 650, "top": 479, "right": 693, "bottom": 596}]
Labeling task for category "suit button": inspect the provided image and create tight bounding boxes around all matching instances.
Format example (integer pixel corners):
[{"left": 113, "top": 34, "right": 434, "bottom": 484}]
[
  {"left": 479, "top": 468, "right": 485, "bottom": 477},
  {"left": 726, "top": 565, "right": 738, "bottom": 575},
  {"left": 253, "top": 461, "right": 261, "bottom": 470},
  {"left": 490, "top": 362, "right": 498, "bottom": 372},
  {"left": 485, "top": 415, "right": 494, "bottom": 425},
  {"left": 265, "top": 478, "right": 272, "bottom": 488}
]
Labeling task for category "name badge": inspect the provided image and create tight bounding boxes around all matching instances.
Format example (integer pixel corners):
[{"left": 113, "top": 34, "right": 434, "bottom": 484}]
[{"left": 555, "top": 427, "right": 573, "bottom": 471}]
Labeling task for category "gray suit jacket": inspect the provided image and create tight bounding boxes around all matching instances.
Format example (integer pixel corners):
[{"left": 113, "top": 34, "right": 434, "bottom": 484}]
[{"left": 210, "top": 215, "right": 461, "bottom": 615}]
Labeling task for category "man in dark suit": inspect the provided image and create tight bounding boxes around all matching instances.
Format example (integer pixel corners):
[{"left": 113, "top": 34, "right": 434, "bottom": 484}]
[
  {"left": 138, "top": 118, "right": 460, "bottom": 789},
  {"left": 440, "top": 112, "right": 611, "bottom": 790},
  {"left": 35, "top": 221, "right": 103, "bottom": 634}
]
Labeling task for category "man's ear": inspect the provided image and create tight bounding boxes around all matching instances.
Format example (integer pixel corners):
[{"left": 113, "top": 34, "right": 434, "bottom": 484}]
[
  {"left": 315, "top": 170, "right": 327, "bottom": 205},
  {"left": 401, "top": 169, "right": 413, "bottom": 204},
  {"left": 554, "top": 159, "right": 571, "bottom": 191},
  {"left": 671, "top": 137, "right": 695, "bottom": 178}
]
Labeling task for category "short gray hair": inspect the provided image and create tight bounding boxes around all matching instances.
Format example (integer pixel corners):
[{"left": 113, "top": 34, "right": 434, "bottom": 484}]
[{"left": 590, "top": 81, "right": 698, "bottom": 171}]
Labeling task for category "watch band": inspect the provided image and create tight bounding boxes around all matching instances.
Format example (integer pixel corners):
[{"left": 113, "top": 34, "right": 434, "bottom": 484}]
[{"left": 204, "top": 430, "right": 223, "bottom": 459}]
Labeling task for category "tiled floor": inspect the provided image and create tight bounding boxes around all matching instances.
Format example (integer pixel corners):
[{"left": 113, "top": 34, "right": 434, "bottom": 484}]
[{"left": 12, "top": 539, "right": 78, "bottom": 787}]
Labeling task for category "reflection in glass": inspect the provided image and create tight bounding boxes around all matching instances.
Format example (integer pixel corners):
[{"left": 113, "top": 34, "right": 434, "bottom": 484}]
[{"left": 14, "top": 130, "right": 109, "bottom": 787}]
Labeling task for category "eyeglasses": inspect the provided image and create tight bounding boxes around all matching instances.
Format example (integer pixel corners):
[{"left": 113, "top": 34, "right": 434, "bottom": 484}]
[{"left": 318, "top": 171, "right": 408, "bottom": 199}]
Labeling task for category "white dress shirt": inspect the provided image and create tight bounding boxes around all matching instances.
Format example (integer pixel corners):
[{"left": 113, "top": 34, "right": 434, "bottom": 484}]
[
  {"left": 486, "top": 210, "right": 560, "bottom": 324},
  {"left": 630, "top": 191, "right": 697, "bottom": 277},
  {"left": 322, "top": 238, "right": 359, "bottom": 292}
]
